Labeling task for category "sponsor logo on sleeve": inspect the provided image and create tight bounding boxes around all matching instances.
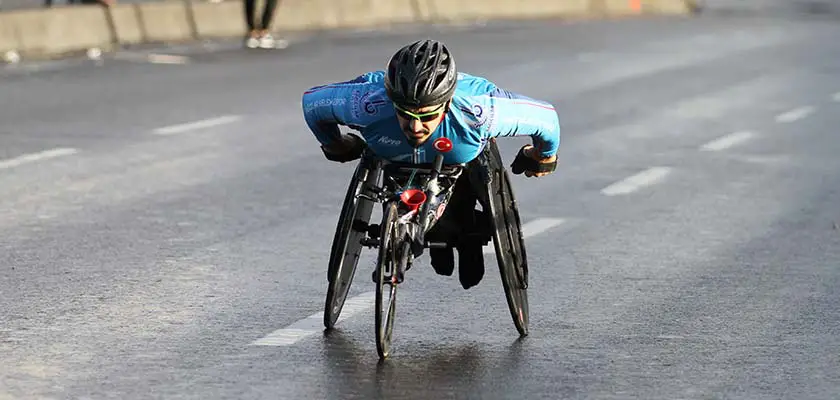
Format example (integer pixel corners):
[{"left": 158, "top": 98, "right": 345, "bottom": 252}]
[
  {"left": 377, "top": 136, "right": 402, "bottom": 146},
  {"left": 351, "top": 90, "right": 387, "bottom": 118},
  {"left": 304, "top": 97, "right": 346, "bottom": 113},
  {"left": 459, "top": 103, "right": 491, "bottom": 128},
  {"left": 362, "top": 92, "right": 387, "bottom": 115}
]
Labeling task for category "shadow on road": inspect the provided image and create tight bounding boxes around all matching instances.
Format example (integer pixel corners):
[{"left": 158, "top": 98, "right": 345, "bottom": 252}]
[{"left": 318, "top": 329, "right": 531, "bottom": 400}]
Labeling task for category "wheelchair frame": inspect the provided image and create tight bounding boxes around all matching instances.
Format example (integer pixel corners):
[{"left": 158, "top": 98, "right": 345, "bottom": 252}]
[{"left": 322, "top": 139, "right": 530, "bottom": 359}]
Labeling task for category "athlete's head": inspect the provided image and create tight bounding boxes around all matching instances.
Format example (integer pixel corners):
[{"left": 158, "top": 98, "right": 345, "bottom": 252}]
[{"left": 384, "top": 39, "right": 457, "bottom": 145}]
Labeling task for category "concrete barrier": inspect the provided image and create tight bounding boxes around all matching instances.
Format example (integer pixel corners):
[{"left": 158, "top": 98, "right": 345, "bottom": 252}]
[
  {"left": 602, "top": 0, "right": 692, "bottom": 15},
  {"left": 0, "top": 0, "right": 695, "bottom": 62},
  {"left": 135, "top": 2, "right": 195, "bottom": 43},
  {"left": 0, "top": 6, "right": 112, "bottom": 58},
  {"left": 519, "top": 0, "right": 592, "bottom": 18},
  {"left": 270, "top": 0, "right": 341, "bottom": 32},
  {"left": 420, "top": 0, "right": 604, "bottom": 22},
  {"left": 190, "top": 0, "right": 246, "bottom": 38},
  {"left": 0, "top": 13, "right": 20, "bottom": 53},
  {"left": 108, "top": 4, "right": 144, "bottom": 45},
  {"left": 643, "top": 0, "right": 694, "bottom": 14},
  {"left": 337, "top": 0, "right": 417, "bottom": 29},
  {"left": 422, "top": 0, "right": 490, "bottom": 22}
]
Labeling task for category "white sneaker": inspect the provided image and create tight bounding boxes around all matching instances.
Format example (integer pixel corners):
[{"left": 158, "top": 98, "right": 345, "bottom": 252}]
[
  {"left": 246, "top": 37, "right": 259, "bottom": 49},
  {"left": 259, "top": 34, "right": 275, "bottom": 49}
]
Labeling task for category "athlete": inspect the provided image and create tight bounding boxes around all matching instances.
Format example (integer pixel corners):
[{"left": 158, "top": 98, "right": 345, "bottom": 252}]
[{"left": 302, "top": 39, "right": 561, "bottom": 289}]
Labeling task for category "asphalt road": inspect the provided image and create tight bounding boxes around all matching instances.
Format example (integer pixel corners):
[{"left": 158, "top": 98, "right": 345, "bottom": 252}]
[{"left": 2, "top": 9, "right": 840, "bottom": 400}]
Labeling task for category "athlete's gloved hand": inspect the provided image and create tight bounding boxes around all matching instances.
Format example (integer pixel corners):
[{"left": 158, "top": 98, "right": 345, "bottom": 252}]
[
  {"left": 511, "top": 144, "right": 557, "bottom": 177},
  {"left": 321, "top": 134, "right": 366, "bottom": 163}
]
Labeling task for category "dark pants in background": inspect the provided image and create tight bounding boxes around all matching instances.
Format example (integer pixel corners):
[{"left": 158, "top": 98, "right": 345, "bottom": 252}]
[{"left": 244, "top": 0, "right": 278, "bottom": 32}]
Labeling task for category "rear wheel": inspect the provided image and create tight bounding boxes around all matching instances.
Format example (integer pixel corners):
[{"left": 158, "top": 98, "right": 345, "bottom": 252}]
[
  {"left": 375, "top": 202, "right": 402, "bottom": 359},
  {"left": 324, "top": 160, "right": 379, "bottom": 330}
]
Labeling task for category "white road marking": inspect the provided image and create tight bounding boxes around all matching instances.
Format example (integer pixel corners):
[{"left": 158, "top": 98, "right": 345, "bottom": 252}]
[
  {"left": 251, "top": 291, "right": 375, "bottom": 346},
  {"left": 655, "top": 335, "right": 685, "bottom": 340},
  {"left": 112, "top": 52, "right": 191, "bottom": 65},
  {"left": 255, "top": 217, "right": 567, "bottom": 346},
  {"left": 521, "top": 217, "right": 565, "bottom": 237},
  {"left": 600, "top": 167, "right": 671, "bottom": 196},
  {"left": 0, "top": 148, "right": 78, "bottom": 170},
  {"left": 699, "top": 131, "right": 756, "bottom": 151},
  {"left": 147, "top": 54, "right": 190, "bottom": 65},
  {"left": 775, "top": 106, "right": 814, "bottom": 123},
  {"left": 833, "top": 92, "right": 840, "bottom": 102},
  {"left": 152, "top": 115, "right": 242, "bottom": 135},
  {"left": 484, "top": 217, "right": 566, "bottom": 254}
]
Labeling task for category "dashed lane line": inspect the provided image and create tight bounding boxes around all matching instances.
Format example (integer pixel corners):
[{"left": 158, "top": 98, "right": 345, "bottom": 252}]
[
  {"left": 252, "top": 217, "right": 566, "bottom": 346},
  {"left": 775, "top": 106, "right": 814, "bottom": 123},
  {"left": 600, "top": 167, "right": 672, "bottom": 196},
  {"left": 700, "top": 131, "right": 756, "bottom": 152},
  {"left": 0, "top": 148, "right": 78, "bottom": 170},
  {"left": 152, "top": 115, "right": 242, "bottom": 135}
]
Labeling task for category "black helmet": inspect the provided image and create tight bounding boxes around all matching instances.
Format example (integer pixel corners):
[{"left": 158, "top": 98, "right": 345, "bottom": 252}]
[{"left": 384, "top": 39, "right": 457, "bottom": 108}]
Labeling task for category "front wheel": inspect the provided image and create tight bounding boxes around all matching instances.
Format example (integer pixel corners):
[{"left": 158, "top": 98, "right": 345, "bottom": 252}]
[{"left": 375, "top": 202, "right": 403, "bottom": 359}]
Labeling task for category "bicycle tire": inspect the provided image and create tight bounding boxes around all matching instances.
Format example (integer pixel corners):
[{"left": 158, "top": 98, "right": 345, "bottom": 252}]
[
  {"left": 485, "top": 148, "right": 530, "bottom": 337},
  {"left": 375, "top": 202, "right": 401, "bottom": 359},
  {"left": 324, "top": 160, "right": 378, "bottom": 330},
  {"left": 501, "top": 167, "right": 529, "bottom": 289}
]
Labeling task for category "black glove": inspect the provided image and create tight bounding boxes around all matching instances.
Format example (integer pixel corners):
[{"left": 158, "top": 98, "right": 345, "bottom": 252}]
[
  {"left": 321, "top": 134, "right": 366, "bottom": 163},
  {"left": 510, "top": 145, "right": 556, "bottom": 175}
]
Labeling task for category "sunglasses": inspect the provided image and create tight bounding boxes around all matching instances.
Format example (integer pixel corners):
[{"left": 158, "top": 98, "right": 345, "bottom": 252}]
[{"left": 393, "top": 102, "right": 447, "bottom": 122}]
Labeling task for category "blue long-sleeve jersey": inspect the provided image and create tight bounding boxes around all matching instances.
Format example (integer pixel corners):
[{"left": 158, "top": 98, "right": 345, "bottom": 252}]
[{"left": 302, "top": 70, "right": 560, "bottom": 165}]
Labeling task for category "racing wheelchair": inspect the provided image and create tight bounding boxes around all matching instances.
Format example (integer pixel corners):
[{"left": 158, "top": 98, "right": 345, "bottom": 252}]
[{"left": 323, "top": 138, "right": 530, "bottom": 359}]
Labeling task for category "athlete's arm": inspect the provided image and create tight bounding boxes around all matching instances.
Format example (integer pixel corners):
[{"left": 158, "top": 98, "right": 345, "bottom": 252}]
[
  {"left": 301, "top": 74, "right": 373, "bottom": 149},
  {"left": 486, "top": 87, "right": 561, "bottom": 159}
]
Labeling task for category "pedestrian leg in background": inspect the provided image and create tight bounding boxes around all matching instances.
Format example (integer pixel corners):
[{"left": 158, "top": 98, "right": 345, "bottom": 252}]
[
  {"left": 243, "top": 0, "right": 288, "bottom": 49},
  {"left": 258, "top": 0, "right": 288, "bottom": 49},
  {"left": 243, "top": 0, "right": 261, "bottom": 48}
]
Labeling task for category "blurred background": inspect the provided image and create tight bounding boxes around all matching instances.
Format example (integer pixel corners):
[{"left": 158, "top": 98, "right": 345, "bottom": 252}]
[
  {"left": 2, "top": 0, "right": 840, "bottom": 399},
  {"left": 2, "top": 0, "right": 839, "bottom": 14}
]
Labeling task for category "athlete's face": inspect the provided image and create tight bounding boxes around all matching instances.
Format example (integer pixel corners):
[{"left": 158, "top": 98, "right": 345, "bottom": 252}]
[{"left": 394, "top": 101, "right": 449, "bottom": 145}]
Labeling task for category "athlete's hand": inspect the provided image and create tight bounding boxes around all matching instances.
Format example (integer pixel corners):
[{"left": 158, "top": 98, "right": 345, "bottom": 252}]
[
  {"left": 520, "top": 145, "right": 557, "bottom": 177},
  {"left": 321, "top": 134, "right": 366, "bottom": 163}
]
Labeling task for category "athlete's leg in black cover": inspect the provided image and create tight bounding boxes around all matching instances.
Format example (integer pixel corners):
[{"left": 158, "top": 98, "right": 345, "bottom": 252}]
[
  {"left": 426, "top": 171, "right": 473, "bottom": 276},
  {"left": 425, "top": 165, "right": 490, "bottom": 289}
]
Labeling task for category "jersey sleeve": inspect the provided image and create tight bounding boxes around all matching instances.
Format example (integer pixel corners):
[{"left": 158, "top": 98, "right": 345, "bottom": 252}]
[
  {"left": 301, "top": 72, "right": 381, "bottom": 146},
  {"left": 485, "top": 87, "right": 561, "bottom": 158}
]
